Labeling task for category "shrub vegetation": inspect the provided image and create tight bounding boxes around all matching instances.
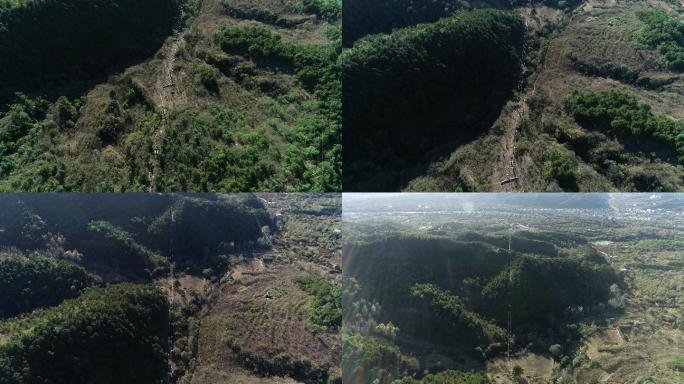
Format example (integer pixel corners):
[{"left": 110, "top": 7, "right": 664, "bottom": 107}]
[
  {"left": 544, "top": 149, "right": 578, "bottom": 191},
  {"left": 634, "top": 10, "right": 684, "bottom": 72},
  {"left": 566, "top": 90, "right": 684, "bottom": 164},
  {"left": 215, "top": 25, "right": 341, "bottom": 191},
  {"left": 299, "top": 0, "right": 340, "bottom": 21},
  {"left": 295, "top": 276, "right": 342, "bottom": 331},
  {"left": 0, "top": 6, "right": 341, "bottom": 192},
  {"left": 193, "top": 64, "right": 219, "bottom": 90},
  {"left": 395, "top": 370, "right": 495, "bottom": 384}
]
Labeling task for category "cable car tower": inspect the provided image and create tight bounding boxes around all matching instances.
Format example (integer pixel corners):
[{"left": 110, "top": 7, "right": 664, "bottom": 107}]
[{"left": 507, "top": 225, "right": 513, "bottom": 375}]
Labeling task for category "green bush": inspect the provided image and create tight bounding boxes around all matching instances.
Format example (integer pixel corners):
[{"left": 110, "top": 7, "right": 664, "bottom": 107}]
[
  {"left": 299, "top": 0, "right": 340, "bottom": 21},
  {"left": 0, "top": 253, "right": 91, "bottom": 318},
  {"left": 544, "top": 149, "right": 578, "bottom": 191},
  {"left": 667, "top": 357, "right": 684, "bottom": 372},
  {"left": 512, "top": 365, "right": 524, "bottom": 377},
  {"left": 394, "top": 369, "right": 495, "bottom": 384},
  {"left": 295, "top": 276, "right": 342, "bottom": 331},
  {"left": 566, "top": 90, "right": 684, "bottom": 164},
  {"left": 634, "top": 10, "right": 684, "bottom": 72},
  {"left": 568, "top": 55, "right": 640, "bottom": 84},
  {"left": 193, "top": 63, "right": 219, "bottom": 90},
  {"left": 215, "top": 26, "right": 295, "bottom": 63}
]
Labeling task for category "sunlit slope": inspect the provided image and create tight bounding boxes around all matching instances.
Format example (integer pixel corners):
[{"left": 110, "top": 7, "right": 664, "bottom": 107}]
[
  {"left": 406, "top": 1, "right": 684, "bottom": 192},
  {"left": 0, "top": 0, "right": 341, "bottom": 192}
]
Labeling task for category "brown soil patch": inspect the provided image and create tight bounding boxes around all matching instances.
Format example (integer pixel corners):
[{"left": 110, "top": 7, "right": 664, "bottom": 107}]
[
  {"left": 191, "top": 365, "right": 299, "bottom": 384},
  {"left": 586, "top": 329, "right": 624, "bottom": 360},
  {"left": 487, "top": 353, "right": 555, "bottom": 383},
  {"left": 192, "top": 262, "right": 340, "bottom": 382}
]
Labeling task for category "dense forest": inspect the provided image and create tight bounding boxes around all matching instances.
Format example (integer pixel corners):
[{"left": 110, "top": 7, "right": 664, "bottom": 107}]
[
  {"left": 342, "top": 0, "right": 467, "bottom": 46},
  {"left": 343, "top": 233, "right": 620, "bottom": 383},
  {"left": 0, "top": 284, "right": 168, "bottom": 384},
  {"left": 0, "top": 253, "right": 92, "bottom": 318},
  {"left": 0, "top": 194, "right": 271, "bottom": 278},
  {"left": 345, "top": 236, "right": 617, "bottom": 332},
  {"left": 341, "top": 0, "right": 582, "bottom": 46},
  {"left": 342, "top": 9, "right": 525, "bottom": 191},
  {"left": 0, "top": 0, "right": 181, "bottom": 102}
]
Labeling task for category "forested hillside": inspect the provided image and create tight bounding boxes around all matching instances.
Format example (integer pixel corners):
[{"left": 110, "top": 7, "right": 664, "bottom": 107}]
[
  {"left": 343, "top": 230, "right": 622, "bottom": 383},
  {"left": 0, "top": 193, "right": 341, "bottom": 384},
  {"left": 343, "top": 9, "right": 525, "bottom": 191},
  {"left": 0, "top": 253, "right": 92, "bottom": 318},
  {"left": 345, "top": 236, "right": 617, "bottom": 346},
  {"left": 0, "top": 0, "right": 341, "bottom": 192},
  {"left": 343, "top": 194, "right": 684, "bottom": 383},
  {"left": 0, "top": 0, "right": 181, "bottom": 102},
  {"left": 0, "top": 193, "right": 271, "bottom": 279},
  {"left": 344, "top": 0, "right": 684, "bottom": 191},
  {"left": 0, "top": 284, "right": 169, "bottom": 384}
]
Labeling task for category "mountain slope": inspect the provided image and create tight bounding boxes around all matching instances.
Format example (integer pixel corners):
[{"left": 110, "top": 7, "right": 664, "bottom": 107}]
[
  {"left": 0, "top": 0, "right": 341, "bottom": 192},
  {"left": 404, "top": 1, "right": 684, "bottom": 191}
]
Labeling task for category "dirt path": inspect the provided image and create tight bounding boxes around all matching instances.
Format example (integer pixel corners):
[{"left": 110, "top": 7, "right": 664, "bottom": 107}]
[
  {"left": 148, "top": 4, "right": 196, "bottom": 191},
  {"left": 494, "top": 96, "right": 526, "bottom": 192},
  {"left": 491, "top": 6, "right": 559, "bottom": 192},
  {"left": 492, "top": 18, "right": 531, "bottom": 192}
]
